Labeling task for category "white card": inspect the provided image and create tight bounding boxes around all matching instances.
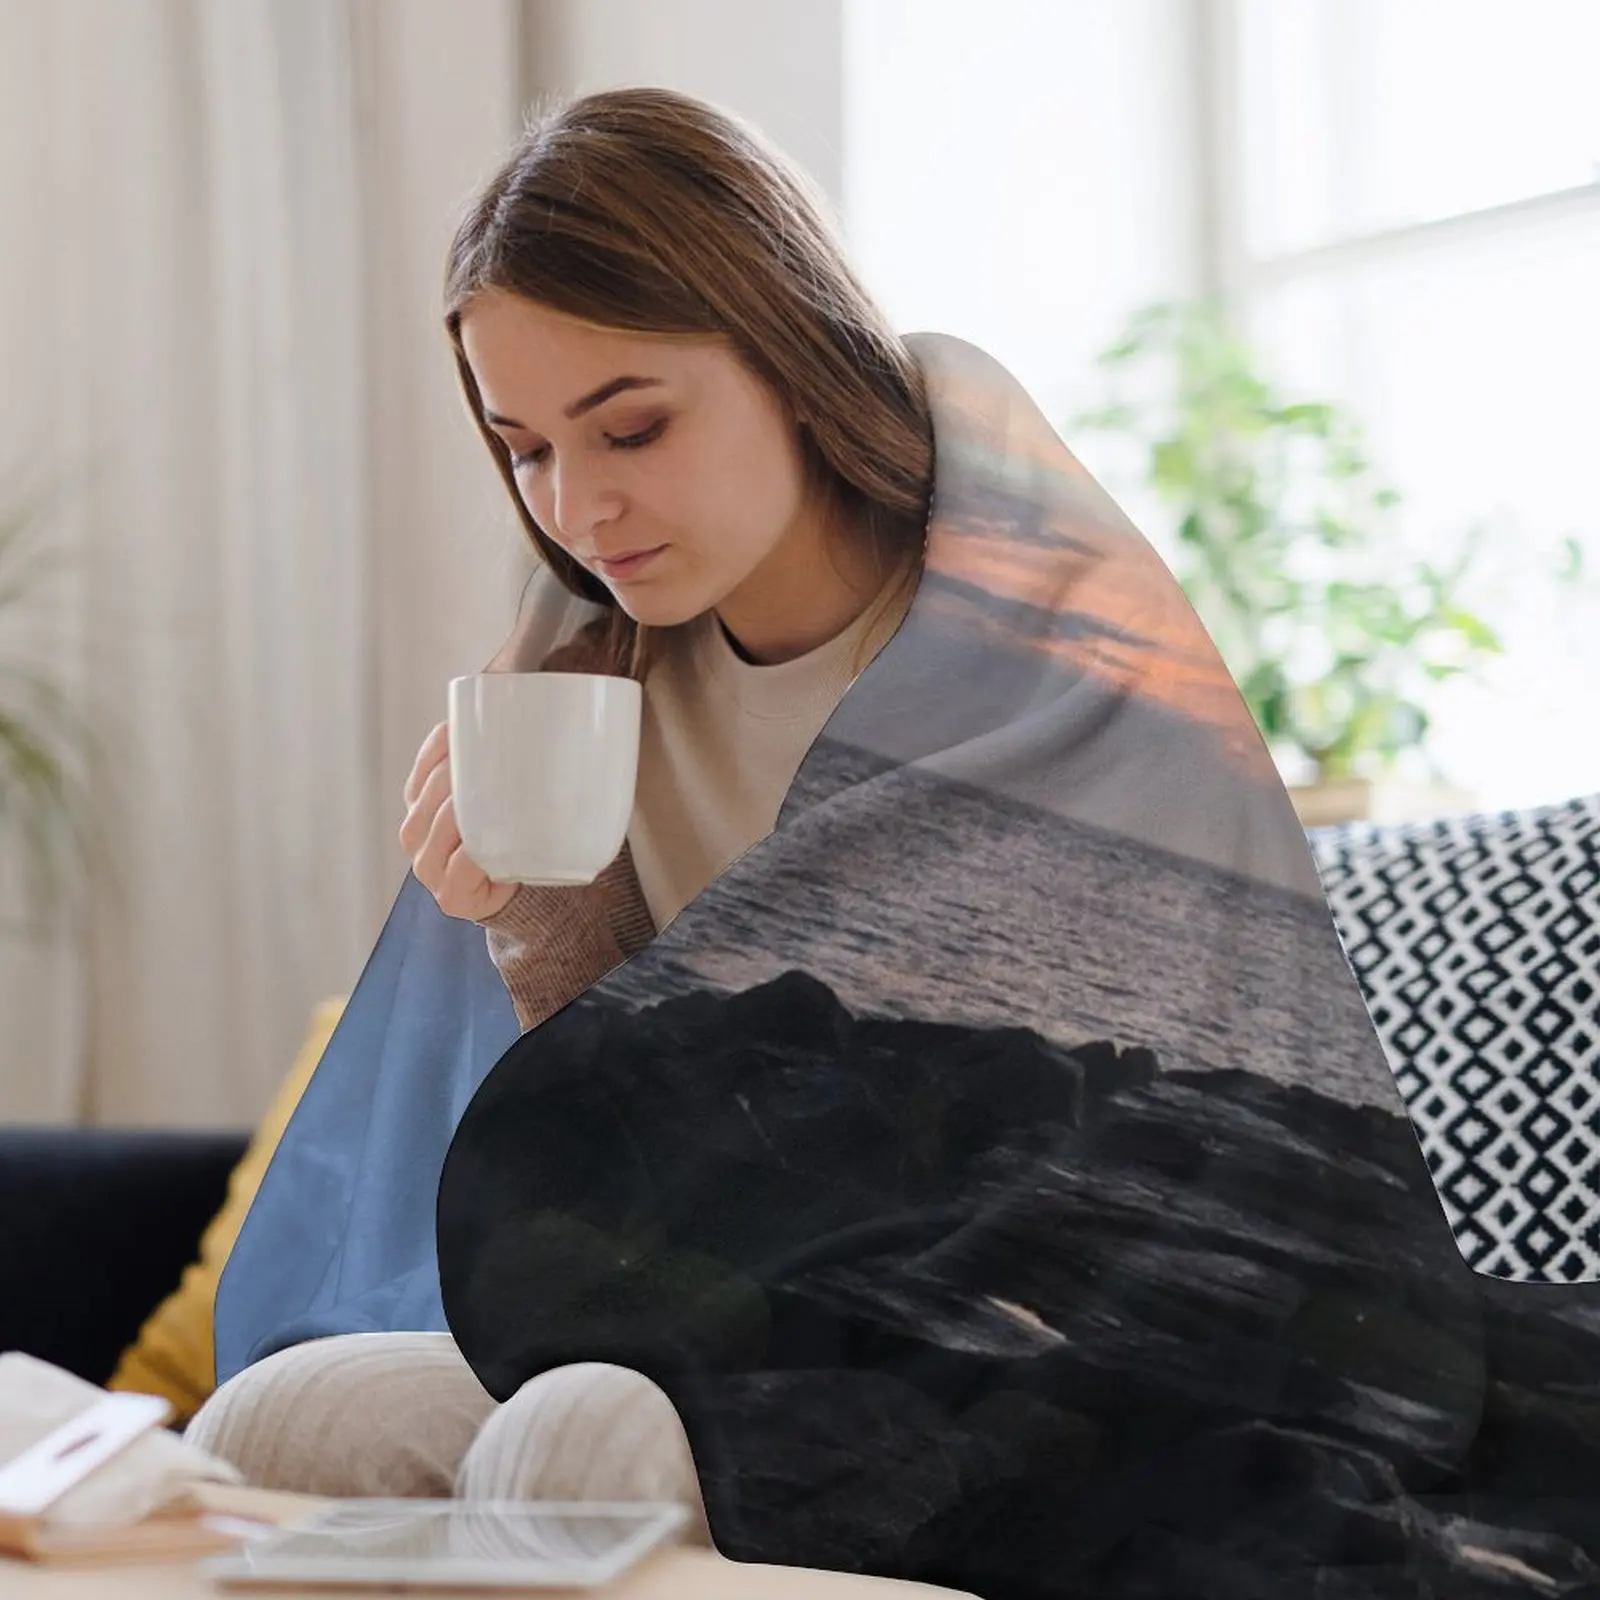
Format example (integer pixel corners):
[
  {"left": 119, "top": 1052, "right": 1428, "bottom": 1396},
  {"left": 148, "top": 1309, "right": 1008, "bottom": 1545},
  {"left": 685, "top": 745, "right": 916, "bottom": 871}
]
[{"left": 0, "top": 1392, "right": 171, "bottom": 1519}]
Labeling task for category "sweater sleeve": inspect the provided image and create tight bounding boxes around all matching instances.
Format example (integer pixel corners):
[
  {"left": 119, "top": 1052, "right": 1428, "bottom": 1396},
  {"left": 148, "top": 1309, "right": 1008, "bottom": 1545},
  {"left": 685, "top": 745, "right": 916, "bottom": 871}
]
[{"left": 474, "top": 844, "right": 656, "bottom": 1033}]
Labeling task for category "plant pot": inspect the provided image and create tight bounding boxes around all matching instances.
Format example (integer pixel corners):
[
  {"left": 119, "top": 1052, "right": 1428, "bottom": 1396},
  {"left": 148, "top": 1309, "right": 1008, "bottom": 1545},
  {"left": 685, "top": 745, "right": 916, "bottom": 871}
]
[{"left": 1288, "top": 778, "right": 1476, "bottom": 829}]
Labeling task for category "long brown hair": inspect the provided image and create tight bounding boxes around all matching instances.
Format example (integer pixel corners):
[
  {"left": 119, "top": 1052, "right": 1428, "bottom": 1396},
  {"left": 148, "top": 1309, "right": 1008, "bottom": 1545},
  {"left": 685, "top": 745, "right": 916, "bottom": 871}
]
[{"left": 443, "top": 87, "right": 933, "bottom": 680}]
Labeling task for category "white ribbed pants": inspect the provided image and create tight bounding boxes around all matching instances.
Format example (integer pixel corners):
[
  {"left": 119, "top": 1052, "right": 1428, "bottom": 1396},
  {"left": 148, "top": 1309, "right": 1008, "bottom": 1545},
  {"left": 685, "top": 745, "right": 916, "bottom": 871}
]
[{"left": 184, "top": 1332, "right": 711, "bottom": 1545}]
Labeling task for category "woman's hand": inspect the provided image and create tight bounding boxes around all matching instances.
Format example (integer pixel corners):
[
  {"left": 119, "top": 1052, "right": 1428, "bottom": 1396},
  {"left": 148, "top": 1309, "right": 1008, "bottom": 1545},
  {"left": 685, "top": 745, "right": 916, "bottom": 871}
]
[{"left": 399, "top": 720, "right": 519, "bottom": 924}]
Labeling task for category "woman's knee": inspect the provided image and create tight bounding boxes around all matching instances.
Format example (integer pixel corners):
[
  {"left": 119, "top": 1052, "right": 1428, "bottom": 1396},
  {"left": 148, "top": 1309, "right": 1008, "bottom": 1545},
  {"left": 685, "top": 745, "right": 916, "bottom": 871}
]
[
  {"left": 185, "top": 1331, "right": 494, "bottom": 1498},
  {"left": 456, "top": 1363, "right": 712, "bottom": 1547}
]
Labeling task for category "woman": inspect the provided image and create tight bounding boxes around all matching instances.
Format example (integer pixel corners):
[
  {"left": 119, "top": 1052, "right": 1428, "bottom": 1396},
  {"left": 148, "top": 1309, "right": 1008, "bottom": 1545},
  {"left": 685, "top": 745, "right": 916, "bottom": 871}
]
[
  {"left": 190, "top": 85, "right": 931, "bottom": 1525},
  {"left": 407, "top": 78, "right": 930, "bottom": 1031},
  {"left": 200, "top": 87, "right": 1537, "bottom": 1600}
]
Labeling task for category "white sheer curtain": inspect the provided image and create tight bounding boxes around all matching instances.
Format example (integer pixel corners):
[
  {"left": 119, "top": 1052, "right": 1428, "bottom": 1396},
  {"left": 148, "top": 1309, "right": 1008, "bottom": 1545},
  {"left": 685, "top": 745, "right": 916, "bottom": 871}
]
[{"left": 0, "top": 0, "right": 527, "bottom": 1125}]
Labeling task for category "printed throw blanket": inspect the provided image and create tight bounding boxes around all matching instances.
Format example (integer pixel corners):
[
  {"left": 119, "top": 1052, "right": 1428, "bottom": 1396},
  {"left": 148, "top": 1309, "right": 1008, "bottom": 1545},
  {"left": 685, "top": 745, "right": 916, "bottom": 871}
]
[{"left": 221, "top": 334, "right": 1600, "bottom": 1599}]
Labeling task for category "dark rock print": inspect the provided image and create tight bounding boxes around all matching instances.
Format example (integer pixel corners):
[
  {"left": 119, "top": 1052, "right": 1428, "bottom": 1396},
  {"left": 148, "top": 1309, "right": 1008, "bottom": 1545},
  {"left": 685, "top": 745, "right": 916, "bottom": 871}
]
[{"left": 440, "top": 971, "right": 1600, "bottom": 1599}]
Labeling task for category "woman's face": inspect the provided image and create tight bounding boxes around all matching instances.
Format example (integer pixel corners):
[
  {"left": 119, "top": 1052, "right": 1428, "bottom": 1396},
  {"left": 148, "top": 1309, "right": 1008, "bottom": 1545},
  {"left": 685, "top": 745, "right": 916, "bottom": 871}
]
[{"left": 459, "top": 289, "right": 819, "bottom": 631}]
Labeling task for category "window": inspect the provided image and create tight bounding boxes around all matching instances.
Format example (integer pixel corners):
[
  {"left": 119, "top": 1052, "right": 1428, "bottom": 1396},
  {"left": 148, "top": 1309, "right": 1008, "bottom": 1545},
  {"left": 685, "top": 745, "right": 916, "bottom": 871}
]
[
  {"left": 1217, "top": 0, "right": 1600, "bottom": 811},
  {"left": 1237, "top": 0, "right": 1600, "bottom": 259}
]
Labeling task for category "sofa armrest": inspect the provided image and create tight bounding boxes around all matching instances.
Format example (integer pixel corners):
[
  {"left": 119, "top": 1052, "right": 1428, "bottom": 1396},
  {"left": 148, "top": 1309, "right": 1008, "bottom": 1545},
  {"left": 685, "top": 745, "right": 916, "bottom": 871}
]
[{"left": 0, "top": 1127, "right": 248, "bottom": 1384}]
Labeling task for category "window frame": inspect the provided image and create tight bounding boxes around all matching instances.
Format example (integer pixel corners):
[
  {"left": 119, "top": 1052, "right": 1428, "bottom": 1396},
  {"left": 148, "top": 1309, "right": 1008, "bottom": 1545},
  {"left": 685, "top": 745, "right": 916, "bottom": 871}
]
[{"left": 1196, "top": 0, "right": 1600, "bottom": 307}]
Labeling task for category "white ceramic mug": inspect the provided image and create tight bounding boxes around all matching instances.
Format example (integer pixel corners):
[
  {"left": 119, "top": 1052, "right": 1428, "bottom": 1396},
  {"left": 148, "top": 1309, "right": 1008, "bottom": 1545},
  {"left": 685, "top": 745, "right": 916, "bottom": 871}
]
[{"left": 447, "top": 671, "right": 642, "bottom": 886}]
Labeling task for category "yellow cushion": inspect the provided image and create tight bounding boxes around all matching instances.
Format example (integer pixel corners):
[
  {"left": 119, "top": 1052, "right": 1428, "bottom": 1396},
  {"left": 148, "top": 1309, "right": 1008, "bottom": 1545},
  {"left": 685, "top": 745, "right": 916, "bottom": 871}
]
[{"left": 106, "top": 995, "right": 348, "bottom": 1422}]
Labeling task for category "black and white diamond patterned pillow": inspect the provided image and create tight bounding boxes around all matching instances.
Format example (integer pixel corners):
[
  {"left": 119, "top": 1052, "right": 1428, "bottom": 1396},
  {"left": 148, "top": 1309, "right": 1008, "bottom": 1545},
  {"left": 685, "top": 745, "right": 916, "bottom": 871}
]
[{"left": 1310, "top": 793, "right": 1600, "bottom": 1282}]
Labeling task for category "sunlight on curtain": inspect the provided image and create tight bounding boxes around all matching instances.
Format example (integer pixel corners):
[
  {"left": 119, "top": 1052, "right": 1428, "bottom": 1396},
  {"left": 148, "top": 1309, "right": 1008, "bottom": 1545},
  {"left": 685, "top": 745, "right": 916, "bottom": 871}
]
[{"left": 0, "top": 0, "right": 525, "bottom": 1124}]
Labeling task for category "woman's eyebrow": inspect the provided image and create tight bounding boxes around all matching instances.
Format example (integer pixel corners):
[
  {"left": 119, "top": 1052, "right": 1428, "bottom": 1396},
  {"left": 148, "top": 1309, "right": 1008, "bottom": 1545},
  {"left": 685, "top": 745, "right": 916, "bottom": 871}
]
[{"left": 484, "top": 375, "right": 665, "bottom": 431}]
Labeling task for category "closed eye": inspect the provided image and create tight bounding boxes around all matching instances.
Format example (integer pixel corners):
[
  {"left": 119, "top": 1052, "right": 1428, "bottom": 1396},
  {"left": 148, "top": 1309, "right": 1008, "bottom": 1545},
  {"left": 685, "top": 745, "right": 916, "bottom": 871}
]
[{"left": 507, "top": 418, "right": 667, "bottom": 472}]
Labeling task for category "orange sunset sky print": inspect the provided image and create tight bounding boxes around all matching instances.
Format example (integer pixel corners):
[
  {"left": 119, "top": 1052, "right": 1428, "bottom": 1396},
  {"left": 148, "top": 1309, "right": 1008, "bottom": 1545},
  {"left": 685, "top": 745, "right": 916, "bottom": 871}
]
[{"left": 917, "top": 341, "right": 1279, "bottom": 783}]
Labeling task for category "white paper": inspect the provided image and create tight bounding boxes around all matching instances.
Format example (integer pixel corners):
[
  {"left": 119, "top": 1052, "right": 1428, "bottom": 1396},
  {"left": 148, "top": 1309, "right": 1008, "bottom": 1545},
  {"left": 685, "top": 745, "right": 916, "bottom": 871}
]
[{"left": 0, "top": 1353, "right": 239, "bottom": 1528}]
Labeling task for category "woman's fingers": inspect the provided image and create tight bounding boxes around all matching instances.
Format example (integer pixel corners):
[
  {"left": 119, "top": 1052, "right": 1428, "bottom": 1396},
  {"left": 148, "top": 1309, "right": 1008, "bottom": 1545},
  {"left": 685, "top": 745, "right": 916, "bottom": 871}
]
[
  {"left": 403, "top": 721, "right": 449, "bottom": 809},
  {"left": 398, "top": 751, "right": 453, "bottom": 857},
  {"left": 414, "top": 791, "right": 465, "bottom": 894},
  {"left": 421, "top": 798, "right": 517, "bottom": 921},
  {"left": 400, "top": 717, "right": 516, "bottom": 921},
  {"left": 441, "top": 835, "right": 513, "bottom": 922}
]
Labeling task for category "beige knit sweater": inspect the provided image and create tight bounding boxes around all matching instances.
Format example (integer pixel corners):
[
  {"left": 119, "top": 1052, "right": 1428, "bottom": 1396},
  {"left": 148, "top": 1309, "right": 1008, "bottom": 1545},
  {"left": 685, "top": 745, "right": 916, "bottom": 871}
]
[{"left": 475, "top": 583, "right": 911, "bottom": 1032}]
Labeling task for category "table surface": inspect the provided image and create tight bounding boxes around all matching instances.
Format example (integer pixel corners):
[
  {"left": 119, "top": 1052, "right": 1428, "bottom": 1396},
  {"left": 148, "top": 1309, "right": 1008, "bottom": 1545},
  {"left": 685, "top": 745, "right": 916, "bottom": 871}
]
[
  {"left": 4, "top": 1483, "right": 971, "bottom": 1597},
  {"left": 6, "top": 1544, "right": 969, "bottom": 1598}
]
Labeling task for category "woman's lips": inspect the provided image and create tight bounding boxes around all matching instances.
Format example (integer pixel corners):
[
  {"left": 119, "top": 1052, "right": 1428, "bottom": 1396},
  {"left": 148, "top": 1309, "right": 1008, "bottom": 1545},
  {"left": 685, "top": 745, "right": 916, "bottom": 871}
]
[{"left": 595, "top": 545, "right": 667, "bottom": 580}]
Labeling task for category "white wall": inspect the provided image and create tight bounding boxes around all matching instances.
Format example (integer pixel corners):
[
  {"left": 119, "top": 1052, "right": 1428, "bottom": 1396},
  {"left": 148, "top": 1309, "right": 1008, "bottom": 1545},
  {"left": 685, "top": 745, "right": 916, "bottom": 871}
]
[
  {"left": 521, "top": 0, "right": 844, "bottom": 205},
  {"left": 843, "top": 0, "right": 1202, "bottom": 443}
]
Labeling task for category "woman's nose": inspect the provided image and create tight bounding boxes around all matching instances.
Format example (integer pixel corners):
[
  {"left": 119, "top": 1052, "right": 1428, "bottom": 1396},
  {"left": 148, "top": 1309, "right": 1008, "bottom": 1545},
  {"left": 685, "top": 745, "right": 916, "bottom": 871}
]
[{"left": 551, "top": 458, "right": 623, "bottom": 542}]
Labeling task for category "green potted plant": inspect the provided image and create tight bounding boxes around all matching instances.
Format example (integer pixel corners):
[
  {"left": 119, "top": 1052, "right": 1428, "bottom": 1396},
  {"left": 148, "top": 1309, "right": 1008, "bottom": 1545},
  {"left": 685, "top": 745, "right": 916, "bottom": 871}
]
[
  {"left": 0, "top": 494, "right": 101, "bottom": 935},
  {"left": 1070, "top": 298, "right": 1583, "bottom": 825}
]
